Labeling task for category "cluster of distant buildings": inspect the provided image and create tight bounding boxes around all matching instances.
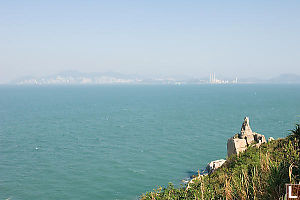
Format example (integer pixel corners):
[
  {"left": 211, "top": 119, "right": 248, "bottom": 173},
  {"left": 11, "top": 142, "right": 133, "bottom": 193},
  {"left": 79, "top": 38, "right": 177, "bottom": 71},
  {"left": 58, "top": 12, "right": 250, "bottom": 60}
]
[
  {"left": 209, "top": 73, "right": 238, "bottom": 84},
  {"left": 17, "top": 76, "right": 140, "bottom": 85},
  {"left": 14, "top": 72, "right": 239, "bottom": 85},
  {"left": 10, "top": 71, "right": 300, "bottom": 85}
]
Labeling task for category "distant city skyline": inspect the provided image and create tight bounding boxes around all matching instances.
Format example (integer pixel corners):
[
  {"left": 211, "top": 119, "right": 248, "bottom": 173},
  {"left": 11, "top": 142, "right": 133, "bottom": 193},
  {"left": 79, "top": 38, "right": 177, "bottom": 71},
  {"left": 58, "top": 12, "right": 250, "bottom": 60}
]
[
  {"left": 1, "top": 1, "right": 300, "bottom": 83},
  {"left": 8, "top": 70, "right": 300, "bottom": 85}
]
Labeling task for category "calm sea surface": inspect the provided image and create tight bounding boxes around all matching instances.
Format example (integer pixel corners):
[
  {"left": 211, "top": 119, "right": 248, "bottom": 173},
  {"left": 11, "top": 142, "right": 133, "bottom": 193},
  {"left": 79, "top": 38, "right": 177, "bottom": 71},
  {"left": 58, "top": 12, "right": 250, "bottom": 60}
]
[{"left": 0, "top": 85, "right": 299, "bottom": 200}]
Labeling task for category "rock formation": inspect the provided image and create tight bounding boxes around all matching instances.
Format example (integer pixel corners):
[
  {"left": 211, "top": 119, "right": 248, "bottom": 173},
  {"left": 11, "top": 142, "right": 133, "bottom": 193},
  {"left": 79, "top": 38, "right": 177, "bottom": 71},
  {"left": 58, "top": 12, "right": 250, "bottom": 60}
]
[
  {"left": 184, "top": 117, "right": 270, "bottom": 186},
  {"left": 268, "top": 137, "right": 275, "bottom": 142},
  {"left": 206, "top": 159, "right": 226, "bottom": 174},
  {"left": 227, "top": 117, "right": 266, "bottom": 157}
]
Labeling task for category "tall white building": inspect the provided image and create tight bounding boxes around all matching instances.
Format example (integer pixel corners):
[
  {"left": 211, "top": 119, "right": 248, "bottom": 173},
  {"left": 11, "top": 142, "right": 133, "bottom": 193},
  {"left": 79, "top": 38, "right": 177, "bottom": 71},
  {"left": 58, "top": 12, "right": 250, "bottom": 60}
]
[
  {"left": 209, "top": 73, "right": 236, "bottom": 84},
  {"left": 209, "top": 73, "right": 216, "bottom": 83}
]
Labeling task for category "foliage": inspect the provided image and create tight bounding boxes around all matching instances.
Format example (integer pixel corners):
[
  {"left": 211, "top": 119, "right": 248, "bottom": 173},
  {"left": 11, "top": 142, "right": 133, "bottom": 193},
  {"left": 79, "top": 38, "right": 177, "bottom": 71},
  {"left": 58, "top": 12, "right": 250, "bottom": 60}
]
[{"left": 140, "top": 124, "right": 300, "bottom": 200}]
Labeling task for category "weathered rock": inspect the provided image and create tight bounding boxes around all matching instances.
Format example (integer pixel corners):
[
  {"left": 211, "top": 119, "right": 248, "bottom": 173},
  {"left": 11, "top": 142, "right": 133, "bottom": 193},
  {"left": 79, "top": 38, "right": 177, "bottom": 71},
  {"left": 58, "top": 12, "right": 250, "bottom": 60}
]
[
  {"left": 268, "top": 137, "right": 275, "bottom": 142},
  {"left": 227, "top": 137, "right": 247, "bottom": 156},
  {"left": 206, "top": 159, "right": 226, "bottom": 174},
  {"left": 240, "top": 117, "right": 253, "bottom": 138},
  {"left": 227, "top": 117, "right": 267, "bottom": 157},
  {"left": 254, "top": 133, "right": 267, "bottom": 144}
]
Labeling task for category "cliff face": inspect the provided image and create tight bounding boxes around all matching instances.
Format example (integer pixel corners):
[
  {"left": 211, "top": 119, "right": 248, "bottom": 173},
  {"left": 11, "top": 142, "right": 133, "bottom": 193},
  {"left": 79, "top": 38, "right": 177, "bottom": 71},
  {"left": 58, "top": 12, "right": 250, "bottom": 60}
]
[{"left": 227, "top": 117, "right": 266, "bottom": 157}]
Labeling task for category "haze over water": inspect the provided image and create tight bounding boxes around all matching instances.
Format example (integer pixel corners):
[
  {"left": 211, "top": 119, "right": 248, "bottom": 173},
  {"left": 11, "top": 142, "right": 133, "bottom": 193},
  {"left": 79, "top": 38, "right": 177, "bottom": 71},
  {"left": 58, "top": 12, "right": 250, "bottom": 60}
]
[{"left": 0, "top": 84, "right": 299, "bottom": 199}]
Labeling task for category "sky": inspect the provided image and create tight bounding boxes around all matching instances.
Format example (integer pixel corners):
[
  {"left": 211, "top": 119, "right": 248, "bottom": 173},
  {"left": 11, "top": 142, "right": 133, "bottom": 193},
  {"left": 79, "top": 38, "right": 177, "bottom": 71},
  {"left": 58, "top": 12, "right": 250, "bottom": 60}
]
[{"left": 1, "top": 0, "right": 300, "bottom": 83}]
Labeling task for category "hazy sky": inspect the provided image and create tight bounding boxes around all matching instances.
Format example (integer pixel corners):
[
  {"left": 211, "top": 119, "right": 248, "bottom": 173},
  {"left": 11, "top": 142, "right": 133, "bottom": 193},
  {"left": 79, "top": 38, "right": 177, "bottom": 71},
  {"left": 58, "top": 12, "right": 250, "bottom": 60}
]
[{"left": 1, "top": 0, "right": 300, "bottom": 82}]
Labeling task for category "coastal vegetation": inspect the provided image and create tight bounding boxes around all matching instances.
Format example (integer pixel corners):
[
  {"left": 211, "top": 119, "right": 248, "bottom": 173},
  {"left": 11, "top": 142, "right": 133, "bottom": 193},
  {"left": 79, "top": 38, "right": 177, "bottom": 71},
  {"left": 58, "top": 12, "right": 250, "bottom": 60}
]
[{"left": 141, "top": 124, "right": 300, "bottom": 200}]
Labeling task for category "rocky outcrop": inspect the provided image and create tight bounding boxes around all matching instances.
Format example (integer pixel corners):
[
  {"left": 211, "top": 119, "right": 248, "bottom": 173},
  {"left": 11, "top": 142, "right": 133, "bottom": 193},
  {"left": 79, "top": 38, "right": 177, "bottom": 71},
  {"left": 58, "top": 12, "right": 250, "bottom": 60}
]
[
  {"left": 268, "top": 137, "right": 275, "bottom": 142},
  {"left": 184, "top": 117, "right": 270, "bottom": 187},
  {"left": 227, "top": 117, "right": 266, "bottom": 157},
  {"left": 206, "top": 159, "right": 226, "bottom": 174},
  {"left": 227, "top": 138, "right": 247, "bottom": 157}
]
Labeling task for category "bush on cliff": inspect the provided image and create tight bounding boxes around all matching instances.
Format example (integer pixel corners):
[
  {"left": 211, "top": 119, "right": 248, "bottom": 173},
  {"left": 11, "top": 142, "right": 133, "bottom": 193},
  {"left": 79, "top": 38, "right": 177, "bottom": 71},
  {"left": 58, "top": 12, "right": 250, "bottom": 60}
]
[{"left": 140, "top": 124, "right": 300, "bottom": 200}]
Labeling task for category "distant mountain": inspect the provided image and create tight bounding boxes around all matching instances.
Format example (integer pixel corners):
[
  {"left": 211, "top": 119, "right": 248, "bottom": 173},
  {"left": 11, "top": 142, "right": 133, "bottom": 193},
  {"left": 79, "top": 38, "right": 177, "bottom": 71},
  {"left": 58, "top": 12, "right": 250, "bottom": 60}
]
[
  {"left": 42, "top": 70, "right": 143, "bottom": 79},
  {"left": 236, "top": 77, "right": 265, "bottom": 84},
  {"left": 12, "top": 71, "right": 190, "bottom": 85},
  {"left": 12, "top": 71, "right": 144, "bottom": 85},
  {"left": 268, "top": 74, "right": 300, "bottom": 83},
  {"left": 234, "top": 74, "right": 300, "bottom": 84},
  {"left": 11, "top": 71, "right": 300, "bottom": 85}
]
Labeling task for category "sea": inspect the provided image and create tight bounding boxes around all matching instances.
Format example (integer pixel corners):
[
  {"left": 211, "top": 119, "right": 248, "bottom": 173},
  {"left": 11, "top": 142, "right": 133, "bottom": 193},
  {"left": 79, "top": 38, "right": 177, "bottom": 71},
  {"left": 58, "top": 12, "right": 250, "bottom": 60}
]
[{"left": 0, "top": 84, "right": 299, "bottom": 200}]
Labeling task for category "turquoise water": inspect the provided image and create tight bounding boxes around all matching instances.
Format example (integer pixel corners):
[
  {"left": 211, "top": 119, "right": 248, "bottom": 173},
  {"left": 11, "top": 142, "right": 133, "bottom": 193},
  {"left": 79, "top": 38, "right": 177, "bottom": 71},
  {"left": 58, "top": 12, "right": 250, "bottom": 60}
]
[{"left": 0, "top": 85, "right": 299, "bottom": 200}]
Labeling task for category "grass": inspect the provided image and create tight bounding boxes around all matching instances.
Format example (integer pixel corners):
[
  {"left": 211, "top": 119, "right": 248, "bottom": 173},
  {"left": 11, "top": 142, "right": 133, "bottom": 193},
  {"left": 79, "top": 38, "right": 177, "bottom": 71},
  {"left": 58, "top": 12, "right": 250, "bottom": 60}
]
[{"left": 140, "top": 124, "right": 300, "bottom": 200}]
